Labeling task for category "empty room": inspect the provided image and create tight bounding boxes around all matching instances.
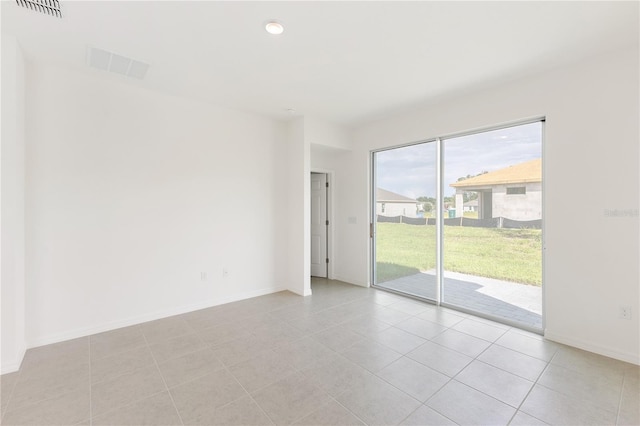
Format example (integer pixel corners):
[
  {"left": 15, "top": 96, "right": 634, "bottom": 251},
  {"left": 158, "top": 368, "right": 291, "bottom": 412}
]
[{"left": 1, "top": 1, "right": 639, "bottom": 425}]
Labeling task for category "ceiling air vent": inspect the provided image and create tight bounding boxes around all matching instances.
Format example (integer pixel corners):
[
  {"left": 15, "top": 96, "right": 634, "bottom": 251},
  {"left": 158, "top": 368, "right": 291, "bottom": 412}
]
[
  {"left": 16, "top": 0, "right": 62, "bottom": 18},
  {"left": 87, "top": 47, "right": 150, "bottom": 80}
]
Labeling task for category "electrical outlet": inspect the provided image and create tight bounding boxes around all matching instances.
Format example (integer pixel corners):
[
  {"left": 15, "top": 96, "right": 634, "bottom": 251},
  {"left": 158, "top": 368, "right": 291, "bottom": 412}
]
[
  {"left": 222, "top": 267, "right": 228, "bottom": 278},
  {"left": 200, "top": 272, "right": 207, "bottom": 281},
  {"left": 620, "top": 306, "right": 632, "bottom": 320}
]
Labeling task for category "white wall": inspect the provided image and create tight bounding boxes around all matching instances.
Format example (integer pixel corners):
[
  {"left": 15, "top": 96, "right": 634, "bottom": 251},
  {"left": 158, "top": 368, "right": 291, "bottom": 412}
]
[
  {"left": 24, "top": 64, "right": 289, "bottom": 348},
  {"left": 339, "top": 48, "right": 639, "bottom": 363},
  {"left": 1, "top": 36, "right": 27, "bottom": 373},
  {"left": 284, "top": 117, "right": 311, "bottom": 296},
  {"left": 305, "top": 117, "right": 351, "bottom": 151}
]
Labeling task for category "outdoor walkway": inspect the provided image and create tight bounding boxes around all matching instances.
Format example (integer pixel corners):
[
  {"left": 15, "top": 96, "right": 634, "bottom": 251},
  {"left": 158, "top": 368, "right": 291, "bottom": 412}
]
[{"left": 377, "top": 270, "right": 542, "bottom": 329}]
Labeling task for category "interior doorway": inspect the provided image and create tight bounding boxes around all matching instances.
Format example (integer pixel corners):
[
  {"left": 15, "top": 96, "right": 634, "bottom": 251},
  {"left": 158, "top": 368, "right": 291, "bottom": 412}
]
[{"left": 310, "top": 172, "right": 329, "bottom": 278}]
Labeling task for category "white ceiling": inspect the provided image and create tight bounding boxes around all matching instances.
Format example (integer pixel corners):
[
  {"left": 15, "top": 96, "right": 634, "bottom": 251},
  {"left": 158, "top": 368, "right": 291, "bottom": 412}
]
[{"left": 2, "top": 1, "right": 638, "bottom": 126}]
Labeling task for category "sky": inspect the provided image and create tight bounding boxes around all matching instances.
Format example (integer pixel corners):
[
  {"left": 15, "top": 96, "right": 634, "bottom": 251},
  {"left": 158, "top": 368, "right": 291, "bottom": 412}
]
[{"left": 375, "top": 121, "right": 542, "bottom": 199}]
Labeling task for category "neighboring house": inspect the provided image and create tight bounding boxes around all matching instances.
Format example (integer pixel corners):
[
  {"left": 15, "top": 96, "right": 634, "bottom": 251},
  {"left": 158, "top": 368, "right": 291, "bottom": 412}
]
[
  {"left": 450, "top": 158, "right": 541, "bottom": 220},
  {"left": 376, "top": 188, "right": 420, "bottom": 218},
  {"left": 463, "top": 199, "right": 478, "bottom": 212}
]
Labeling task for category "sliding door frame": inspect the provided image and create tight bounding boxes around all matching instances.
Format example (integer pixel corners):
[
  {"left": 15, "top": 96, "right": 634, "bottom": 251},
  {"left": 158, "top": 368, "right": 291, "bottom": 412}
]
[{"left": 370, "top": 117, "right": 546, "bottom": 333}]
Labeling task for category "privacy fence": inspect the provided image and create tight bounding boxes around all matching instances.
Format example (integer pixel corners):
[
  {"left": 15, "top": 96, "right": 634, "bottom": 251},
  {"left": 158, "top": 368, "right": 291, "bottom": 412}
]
[{"left": 377, "top": 215, "right": 542, "bottom": 229}]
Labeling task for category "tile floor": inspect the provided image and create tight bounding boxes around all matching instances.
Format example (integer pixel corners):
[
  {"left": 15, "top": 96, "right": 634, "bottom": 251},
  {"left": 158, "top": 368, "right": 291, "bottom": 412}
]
[{"left": 1, "top": 278, "right": 638, "bottom": 425}]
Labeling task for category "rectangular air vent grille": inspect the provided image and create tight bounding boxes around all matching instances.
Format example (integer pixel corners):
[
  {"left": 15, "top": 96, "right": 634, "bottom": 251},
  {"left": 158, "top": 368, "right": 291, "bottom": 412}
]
[
  {"left": 16, "top": 0, "right": 62, "bottom": 18},
  {"left": 87, "top": 47, "right": 150, "bottom": 80}
]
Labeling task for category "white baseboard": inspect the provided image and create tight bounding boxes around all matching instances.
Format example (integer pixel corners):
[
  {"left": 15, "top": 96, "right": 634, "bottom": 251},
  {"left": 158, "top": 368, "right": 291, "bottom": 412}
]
[
  {"left": 26, "top": 285, "right": 288, "bottom": 350},
  {"left": 544, "top": 331, "right": 640, "bottom": 365},
  {"left": 1, "top": 344, "right": 26, "bottom": 375}
]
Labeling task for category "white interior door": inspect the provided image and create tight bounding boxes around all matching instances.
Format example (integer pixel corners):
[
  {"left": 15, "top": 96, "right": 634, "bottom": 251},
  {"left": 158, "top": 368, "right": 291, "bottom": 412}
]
[{"left": 310, "top": 173, "right": 327, "bottom": 277}]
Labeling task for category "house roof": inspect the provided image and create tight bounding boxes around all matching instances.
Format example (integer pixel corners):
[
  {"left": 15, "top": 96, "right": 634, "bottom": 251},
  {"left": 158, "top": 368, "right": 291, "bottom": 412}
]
[
  {"left": 464, "top": 199, "right": 479, "bottom": 207},
  {"left": 377, "top": 188, "right": 417, "bottom": 203},
  {"left": 450, "top": 158, "right": 541, "bottom": 189}
]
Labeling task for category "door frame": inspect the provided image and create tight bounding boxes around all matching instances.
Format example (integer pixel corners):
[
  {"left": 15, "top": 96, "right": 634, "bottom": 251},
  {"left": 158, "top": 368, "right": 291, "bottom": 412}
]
[{"left": 311, "top": 169, "right": 334, "bottom": 280}]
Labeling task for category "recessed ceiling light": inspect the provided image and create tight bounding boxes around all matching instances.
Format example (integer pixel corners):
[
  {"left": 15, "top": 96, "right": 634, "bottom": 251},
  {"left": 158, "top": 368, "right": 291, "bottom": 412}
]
[{"left": 265, "top": 21, "right": 284, "bottom": 35}]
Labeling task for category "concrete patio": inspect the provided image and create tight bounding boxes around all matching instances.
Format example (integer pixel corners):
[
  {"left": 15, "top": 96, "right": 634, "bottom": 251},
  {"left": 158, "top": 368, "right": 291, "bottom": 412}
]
[{"left": 376, "top": 270, "right": 542, "bottom": 329}]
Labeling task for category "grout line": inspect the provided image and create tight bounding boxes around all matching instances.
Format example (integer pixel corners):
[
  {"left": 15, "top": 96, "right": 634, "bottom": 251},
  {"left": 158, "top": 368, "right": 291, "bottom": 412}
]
[
  {"left": 615, "top": 370, "right": 627, "bottom": 425},
  {"left": 223, "top": 363, "right": 277, "bottom": 426},
  {"left": 141, "top": 333, "right": 185, "bottom": 426},
  {"left": 1, "top": 357, "right": 25, "bottom": 421}
]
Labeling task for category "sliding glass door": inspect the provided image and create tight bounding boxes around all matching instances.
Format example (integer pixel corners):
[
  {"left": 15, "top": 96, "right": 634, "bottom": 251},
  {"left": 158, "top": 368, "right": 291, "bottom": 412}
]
[
  {"left": 372, "top": 141, "right": 437, "bottom": 301},
  {"left": 372, "top": 120, "right": 543, "bottom": 330}
]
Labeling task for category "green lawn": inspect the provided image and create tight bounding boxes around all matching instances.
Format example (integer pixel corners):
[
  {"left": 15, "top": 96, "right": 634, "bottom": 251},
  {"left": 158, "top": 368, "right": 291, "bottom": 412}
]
[{"left": 376, "top": 223, "right": 542, "bottom": 286}]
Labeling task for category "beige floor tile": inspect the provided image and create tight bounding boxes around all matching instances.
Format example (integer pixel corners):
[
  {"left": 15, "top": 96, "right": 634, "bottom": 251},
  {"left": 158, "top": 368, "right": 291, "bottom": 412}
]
[
  {"left": 149, "top": 333, "right": 207, "bottom": 364},
  {"left": 92, "top": 391, "right": 181, "bottom": 425},
  {"left": 229, "top": 350, "right": 295, "bottom": 394},
  {"left": 426, "top": 380, "right": 516, "bottom": 426},
  {"left": 368, "top": 291, "right": 407, "bottom": 307},
  {"left": 340, "top": 339, "right": 402, "bottom": 373},
  {"left": 91, "top": 365, "right": 166, "bottom": 416},
  {"left": 520, "top": 384, "right": 616, "bottom": 425},
  {"left": 293, "top": 399, "right": 365, "bottom": 426},
  {"left": 197, "top": 321, "right": 253, "bottom": 347},
  {"left": 407, "top": 341, "right": 473, "bottom": 377},
  {"left": 619, "top": 374, "right": 640, "bottom": 425},
  {"left": 336, "top": 374, "right": 421, "bottom": 426},
  {"left": 1, "top": 388, "right": 89, "bottom": 426},
  {"left": 272, "top": 337, "right": 336, "bottom": 373},
  {"left": 400, "top": 405, "right": 456, "bottom": 425},
  {"left": 90, "top": 325, "right": 146, "bottom": 360},
  {"left": 321, "top": 303, "right": 367, "bottom": 325},
  {"left": 552, "top": 345, "right": 629, "bottom": 378},
  {"left": 377, "top": 357, "right": 449, "bottom": 402},
  {"left": 373, "top": 327, "right": 427, "bottom": 354},
  {"left": 537, "top": 363, "right": 622, "bottom": 412},
  {"left": 181, "top": 307, "right": 233, "bottom": 332},
  {"left": 312, "top": 326, "right": 364, "bottom": 352},
  {"left": 477, "top": 343, "right": 547, "bottom": 381},
  {"left": 21, "top": 337, "right": 89, "bottom": 368},
  {"left": 9, "top": 364, "right": 89, "bottom": 411},
  {"left": 302, "top": 354, "right": 375, "bottom": 397},
  {"left": 204, "top": 395, "right": 274, "bottom": 426},
  {"left": 343, "top": 315, "right": 391, "bottom": 339},
  {"left": 452, "top": 318, "right": 508, "bottom": 342},
  {"left": 286, "top": 311, "right": 337, "bottom": 334},
  {"left": 431, "top": 328, "right": 491, "bottom": 358},
  {"left": 495, "top": 330, "right": 558, "bottom": 361},
  {"left": 157, "top": 347, "right": 224, "bottom": 388},
  {"left": 394, "top": 317, "right": 448, "bottom": 340},
  {"left": 370, "top": 305, "right": 413, "bottom": 325},
  {"left": 455, "top": 360, "right": 534, "bottom": 407},
  {"left": 1, "top": 372, "right": 20, "bottom": 412},
  {"left": 416, "top": 307, "right": 466, "bottom": 327},
  {"left": 210, "top": 334, "right": 274, "bottom": 367},
  {"left": 251, "top": 321, "right": 307, "bottom": 349},
  {"left": 252, "top": 372, "right": 332, "bottom": 425},
  {"left": 509, "top": 411, "right": 549, "bottom": 425},
  {"left": 91, "top": 345, "right": 155, "bottom": 383},
  {"left": 140, "top": 316, "right": 194, "bottom": 344},
  {"left": 387, "top": 300, "right": 431, "bottom": 316},
  {"left": 170, "top": 369, "right": 248, "bottom": 425}
]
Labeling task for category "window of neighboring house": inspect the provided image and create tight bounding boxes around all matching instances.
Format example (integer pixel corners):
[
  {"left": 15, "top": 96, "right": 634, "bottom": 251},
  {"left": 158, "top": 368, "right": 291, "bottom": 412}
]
[
  {"left": 507, "top": 187, "right": 526, "bottom": 195},
  {"left": 381, "top": 203, "right": 386, "bottom": 213}
]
